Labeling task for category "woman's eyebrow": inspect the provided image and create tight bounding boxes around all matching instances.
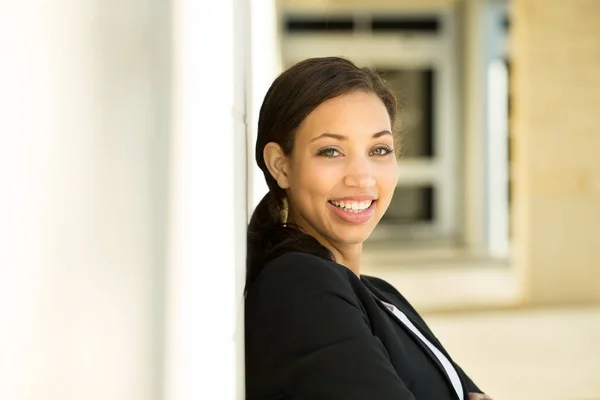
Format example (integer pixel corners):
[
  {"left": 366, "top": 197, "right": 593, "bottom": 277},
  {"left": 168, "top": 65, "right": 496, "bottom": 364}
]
[
  {"left": 311, "top": 130, "right": 392, "bottom": 142},
  {"left": 372, "top": 130, "right": 392, "bottom": 139}
]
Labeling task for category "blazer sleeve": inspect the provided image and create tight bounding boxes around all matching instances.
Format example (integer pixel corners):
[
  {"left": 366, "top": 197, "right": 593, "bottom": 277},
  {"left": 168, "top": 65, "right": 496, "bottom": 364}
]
[{"left": 245, "top": 252, "right": 416, "bottom": 400}]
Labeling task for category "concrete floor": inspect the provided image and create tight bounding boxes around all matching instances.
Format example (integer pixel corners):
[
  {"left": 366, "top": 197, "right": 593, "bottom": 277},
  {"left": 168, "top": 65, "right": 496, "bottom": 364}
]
[{"left": 363, "top": 245, "right": 600, "bottom": 399}]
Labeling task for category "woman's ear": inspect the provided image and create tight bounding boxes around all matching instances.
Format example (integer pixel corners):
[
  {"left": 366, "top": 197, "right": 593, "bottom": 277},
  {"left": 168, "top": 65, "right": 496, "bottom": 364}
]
[{"left": 263, "top": 142, "right": 290, "bottom": 189}]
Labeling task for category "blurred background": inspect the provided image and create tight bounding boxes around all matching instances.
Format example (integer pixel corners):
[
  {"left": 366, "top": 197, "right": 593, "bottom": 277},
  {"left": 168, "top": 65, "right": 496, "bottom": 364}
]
[{"left": 1, "top": 0, "right": 599, "bottom": 399}]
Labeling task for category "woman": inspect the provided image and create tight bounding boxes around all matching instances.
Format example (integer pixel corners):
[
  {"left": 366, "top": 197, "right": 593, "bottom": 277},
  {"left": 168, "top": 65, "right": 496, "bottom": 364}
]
[{"left": 245, "top": 57, "right": 492, "bottom": 400}]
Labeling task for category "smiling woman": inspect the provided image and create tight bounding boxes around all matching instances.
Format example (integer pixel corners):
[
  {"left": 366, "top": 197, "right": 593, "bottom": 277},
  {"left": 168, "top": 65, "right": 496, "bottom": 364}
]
[
  {"left": 244, "top": 57, "right": 493, "bottom": 400},
  {"left": 261, "top": 90, "right": 398, "bottom": 274},
  {"left": 246, "top": 58, "right": 399, "bottom": 282}
]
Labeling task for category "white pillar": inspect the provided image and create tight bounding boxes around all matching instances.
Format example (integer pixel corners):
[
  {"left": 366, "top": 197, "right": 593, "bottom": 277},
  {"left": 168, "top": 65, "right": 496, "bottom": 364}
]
[
  {"left": 164, "top": 0, "right": 248, "bottom": 399},
  {"left": 248, "top": 0, "right": 281, "bottom": 214},
  {"left": 0, "top": 1, "right": 170, "bottom": 399}
]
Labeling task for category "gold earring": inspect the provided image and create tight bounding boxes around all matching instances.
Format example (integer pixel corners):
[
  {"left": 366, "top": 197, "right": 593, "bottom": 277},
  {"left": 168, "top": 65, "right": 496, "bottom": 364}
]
[{"left": 281, "top": 197, "right": 289, "bottom": 225}]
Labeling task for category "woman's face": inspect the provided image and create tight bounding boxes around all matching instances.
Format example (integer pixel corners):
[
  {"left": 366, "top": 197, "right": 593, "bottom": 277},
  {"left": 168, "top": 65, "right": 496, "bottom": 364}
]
[{"left": 284, "top": 91, "right": 398, "bottom": 249}]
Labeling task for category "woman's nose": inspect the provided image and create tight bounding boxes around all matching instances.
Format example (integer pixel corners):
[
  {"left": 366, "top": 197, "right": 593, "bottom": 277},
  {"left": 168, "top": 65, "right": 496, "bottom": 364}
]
[{"left": 343, "top": 157, "right": 375, "bottom": 188}]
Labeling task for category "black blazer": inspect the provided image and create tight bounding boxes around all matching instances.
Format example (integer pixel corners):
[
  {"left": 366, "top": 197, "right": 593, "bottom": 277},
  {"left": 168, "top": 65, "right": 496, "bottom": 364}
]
[{"left": 245, "top": 252, "right": 484, "bottom": 400}]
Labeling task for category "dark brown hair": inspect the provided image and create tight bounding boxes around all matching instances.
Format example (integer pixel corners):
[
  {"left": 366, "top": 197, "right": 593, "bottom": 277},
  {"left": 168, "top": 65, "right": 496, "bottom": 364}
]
[{"left": 246, "top": 57, "right": 399, "bottom": 289}]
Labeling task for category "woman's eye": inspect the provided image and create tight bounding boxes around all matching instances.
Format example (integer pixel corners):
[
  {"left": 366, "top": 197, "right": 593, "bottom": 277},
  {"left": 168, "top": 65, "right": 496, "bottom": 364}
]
[
  {"left": 371, "top": 146, "right": 394, "bottom": 156},
  {"left": 318, "top": 148, "right": 341, "bottom": 157}
]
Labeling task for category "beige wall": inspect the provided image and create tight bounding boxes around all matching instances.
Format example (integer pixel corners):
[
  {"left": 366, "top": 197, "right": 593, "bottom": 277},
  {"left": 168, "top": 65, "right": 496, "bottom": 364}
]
[{"left": 512, "top": 0, "right": 600, "bottom": 304}]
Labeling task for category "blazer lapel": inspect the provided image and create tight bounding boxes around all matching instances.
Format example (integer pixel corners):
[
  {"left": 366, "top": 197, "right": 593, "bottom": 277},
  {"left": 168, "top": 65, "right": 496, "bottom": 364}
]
[{"left": 362, "top": 279, "right": 466, "bottom": 399}]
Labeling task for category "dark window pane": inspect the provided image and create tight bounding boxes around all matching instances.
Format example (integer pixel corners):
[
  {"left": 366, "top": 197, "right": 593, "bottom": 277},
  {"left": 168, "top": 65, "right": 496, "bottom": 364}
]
[
  {"left": 377, "top": 68, "right": 435, "bottom": 158},
  {"left": 502, "top": 15, "right": 510, "bottom": 32},
  {"left": 284, "top": 17, "right": 354, "bottom": 33},
  {"left": 380, "top": 185, "right": 435, "bottom": 223},
  {"left": 371, "top": 17, "right": 440, "bottom": 33}
]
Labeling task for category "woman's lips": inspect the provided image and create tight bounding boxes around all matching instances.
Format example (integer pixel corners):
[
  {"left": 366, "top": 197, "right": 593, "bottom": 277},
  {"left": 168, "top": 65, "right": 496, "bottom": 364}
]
[
  {"left": 327, "top": 200, "right": 376, "bottom": 224},
  {"left": 329, "top": 194, "right": 377, "bottom": 202}
]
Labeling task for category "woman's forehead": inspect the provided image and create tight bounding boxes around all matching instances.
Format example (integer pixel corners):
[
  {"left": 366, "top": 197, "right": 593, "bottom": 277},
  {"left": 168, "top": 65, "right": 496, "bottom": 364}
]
[{"left": 296, "top": 92, "right": 392, "bottom": 142}]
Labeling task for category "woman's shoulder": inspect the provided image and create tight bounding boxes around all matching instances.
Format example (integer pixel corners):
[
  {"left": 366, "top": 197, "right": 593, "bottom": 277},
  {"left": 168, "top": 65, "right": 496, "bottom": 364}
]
[
  {"left": 266, "top": 251, "right": 343, "bottom": 272},
  {"left": 361, "top": 274, "right": 413, "bottom": 307},
  {"left": 361, "top": 274, "right": 398, "bottom": 295},
  {"left": 246, "top": 251, "right": 358, "bottom": 301},
  {"left": 361, "top": 274, "right": 428, "bottom": 325}
]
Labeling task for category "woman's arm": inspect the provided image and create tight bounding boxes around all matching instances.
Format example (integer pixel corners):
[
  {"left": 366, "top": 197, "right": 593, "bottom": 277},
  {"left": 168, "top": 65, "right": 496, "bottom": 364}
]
[{"left": 246, "top": 252, "right": 416, "bottom": 400}]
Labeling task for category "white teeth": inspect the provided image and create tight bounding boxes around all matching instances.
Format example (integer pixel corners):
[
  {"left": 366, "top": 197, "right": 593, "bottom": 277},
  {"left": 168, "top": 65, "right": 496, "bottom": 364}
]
[{"left": 330, "top": 200, "right": 373, "bottom": 213}]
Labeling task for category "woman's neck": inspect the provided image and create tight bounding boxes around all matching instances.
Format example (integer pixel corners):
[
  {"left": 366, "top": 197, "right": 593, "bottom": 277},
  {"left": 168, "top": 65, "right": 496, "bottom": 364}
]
[
  {"left": 287, "top": 211, "right": 363, "bottom": 275},
  {"left": 328, "top": 243, "right": 363, "bottom": 276}
]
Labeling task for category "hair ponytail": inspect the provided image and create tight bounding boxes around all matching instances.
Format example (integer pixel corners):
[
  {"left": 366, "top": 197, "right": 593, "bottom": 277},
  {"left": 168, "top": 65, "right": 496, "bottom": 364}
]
[
  {"left": 245, "top": 191, "right": 333, "bottom": 291},
  {"left": 246, "top": 191, "right": 280, "bottom": 283}
]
